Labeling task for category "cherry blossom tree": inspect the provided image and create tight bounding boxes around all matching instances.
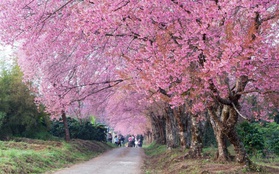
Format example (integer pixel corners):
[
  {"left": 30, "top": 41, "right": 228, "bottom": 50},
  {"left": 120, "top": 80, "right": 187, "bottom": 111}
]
[
  {"left": 0, "top": 0, "right": 279, "bottom": 165},
  {"left": 85, "top": 83, "right": 150, "bottom": 135},
  {"left": 105, "top": 0, "right": 279, "bottom": 163},
  {"left": 0, "top": 0, "right": 126, "bottom": 141}
]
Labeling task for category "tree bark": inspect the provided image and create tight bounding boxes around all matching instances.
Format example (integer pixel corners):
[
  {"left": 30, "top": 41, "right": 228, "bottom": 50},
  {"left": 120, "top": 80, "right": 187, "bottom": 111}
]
[
  {"left": 165, "top": 106, "right": 179, "bottom": 149},
  {"left": 173, "top": 106, "right": 187, "bottom": 150},
  {"left": 144, "top": 129, "right": 153, "bottom": 144},
  {"left": 207, "top": 75, "right": 250, "bottom": 164},
  {"left": 185, "top": 114, "right": 203, "bottom": 158},
  {"left": 208, "top": 107, "right": 230, "bottom": 161},
  {"left": 184, "top": 113, "right": 191, "bottom": 148},
  {"left": 214, "top": 128, "right": 230, "bottom": 161},
  {"left": 61, "top": 110, "right": 70, "bottom": 142},
  {"left": 226, "top": 127, "right": 251, "bottom": 165},
  {"left": 165, "top": 113, "right": 174, "bottom": 149},
  {"left": 208, "top": 104, "right": 250, "bottom": 165},
  {"left": 225, "top": 106, "right": 251, "bottom": 165},
  {"left": 150, "top": 112, "right": 166, "bottom": 144}
]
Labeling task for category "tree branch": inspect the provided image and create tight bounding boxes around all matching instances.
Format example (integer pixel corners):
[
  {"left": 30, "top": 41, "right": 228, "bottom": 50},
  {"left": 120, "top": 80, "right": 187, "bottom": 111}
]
[
  {"left": 236, "top": 89, "right": 279, "bottom": 95},
  {"left": 158, "top": 87, "right": 171, "bottom": 97},
  {"left": 70, "top": 79, "right": 124, "bottom": 103},
  {"left": 113, "top": 0, "right": 130, "bottom": 12},
  {"left": 41, "top": 0, "right": 75, "bottom": 23},
  {"left": 208, "top": 79, "right": 232, "bottom": 105},
  {"left": 232, "top": 102, "right": 248, "bottom": 120}
]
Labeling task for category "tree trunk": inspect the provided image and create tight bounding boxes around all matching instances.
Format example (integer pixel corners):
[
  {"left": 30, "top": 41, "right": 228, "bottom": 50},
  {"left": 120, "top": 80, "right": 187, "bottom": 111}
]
[
  {"left": 144, "top": 129, "right": 153, "bottom": 144},
  {"left": 165, "top": 107, "right": 176, "bottom": 149},
  {"left": 165, "top": 115, "right": 173, "bottom": 149},
  {"left": 207, "top": 75, "right": 250, "bottom": 164},
  {"left": 215, "top": 127, "right": 230, "bottom": 161},
  {"left": 163, "top": 105, "right": 180, "bottom": 149},
  {"left": 185, "top": 114, "right": 203, "bottom": 158},
  {"left": 208, "top": 108, "right": 230, "bottom": 161},
  {"left": 208, "top": 104, "right": 250, "bottom": 165},
  {"left": 150, "top": 112, "right": 166, "bottom": 144},
  {"left": 61, "top": 110, "right": 70, "bottom": 142},
  {"left": 184, "top": 113, "right": 191, "bottom": 148},
  {"left": 224, "top": 106, "right": 251, "bottom": 165},
  {"left": 226, "top": 128, "right": 251, "bottom": 165},
  {"left": 173, "top": 106, "right": 187, "bottom": 150}
]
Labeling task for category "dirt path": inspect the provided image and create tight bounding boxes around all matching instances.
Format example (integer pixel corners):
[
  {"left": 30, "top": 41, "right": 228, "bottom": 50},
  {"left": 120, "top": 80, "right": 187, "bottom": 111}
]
[{"left": 51, "top": 147, "right": 144, "bottom": 174}]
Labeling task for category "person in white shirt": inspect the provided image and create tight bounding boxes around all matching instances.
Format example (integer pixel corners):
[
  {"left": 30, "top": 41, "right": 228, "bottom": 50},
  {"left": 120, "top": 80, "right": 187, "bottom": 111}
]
[
  {"left": 135, "top": 138, "right": 139, "bottom": 148},
  {"left": 114, "top": 135, "right": 120, "bottom": 146}
]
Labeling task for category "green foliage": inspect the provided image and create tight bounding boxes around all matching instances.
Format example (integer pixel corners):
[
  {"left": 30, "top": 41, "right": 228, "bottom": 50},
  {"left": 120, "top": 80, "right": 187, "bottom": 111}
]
[
  {"left": 90, "top": 115, "right": 96, "bottom": 125},
  {"left": 0, "top": 112, "right": 6, "bottom": 128},
  {"left": 274, "top": 114, "right": 279, "bottom": 124},
  {"left": 202, "top": 120, "right": 217, "bottom": 148},
  {"left": 258, "top": 122, "right": 279, "bottom": 156},
  {"left": 237, "top": 121, "right": 279, "bottom": 157},
  {"left": 237, "top": 121, "right": 265, "bottom": 156},
  {"left": 0, "top": 65, "right": 51, "bottom": 140},
  {"left": 144, "top": 142, "right": 167, "bottom": 156},
  {"left": 50, "top": 117, "right": 107, "bottom": 141}
]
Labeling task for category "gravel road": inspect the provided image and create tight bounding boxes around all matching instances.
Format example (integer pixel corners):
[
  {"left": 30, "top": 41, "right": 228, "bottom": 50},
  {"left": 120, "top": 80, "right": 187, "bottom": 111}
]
[{"left": 51, "top": 147, "right": 144, "bottom": 174}]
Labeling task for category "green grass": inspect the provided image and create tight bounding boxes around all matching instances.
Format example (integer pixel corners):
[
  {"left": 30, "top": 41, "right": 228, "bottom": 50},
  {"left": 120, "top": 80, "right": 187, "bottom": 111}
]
[
  {"left": 144, "top": 142, "right": 167, "bottom": 156},
  {"left": 143, "top": 143, "right": 279, "bottom": 174},
  {"left": 143, "top": 143, "right": 190, "bottom": 174},
  {"left": 0, "top": 138, "right": 113, "bottom": 174}
]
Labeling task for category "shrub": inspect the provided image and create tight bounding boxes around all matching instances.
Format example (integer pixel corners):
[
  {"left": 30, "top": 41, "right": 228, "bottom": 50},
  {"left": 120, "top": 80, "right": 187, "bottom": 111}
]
[
  {"left": 237, "top": 121, "right": 279, "bottom": 157},
  {"left": 50, "top": 117, "right": 107, "bottom": 141},
  {"left": 237, "top": 121, "right": 265, "bottom": 156},
  {"left": 259, "top": 122, "right": 279, "bottom": 156}
]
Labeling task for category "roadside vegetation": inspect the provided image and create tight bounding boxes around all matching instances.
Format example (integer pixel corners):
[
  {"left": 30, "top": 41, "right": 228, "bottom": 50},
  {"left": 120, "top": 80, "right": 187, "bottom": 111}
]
[
  {"left": 143, "top": 119, "right": 279, "bottom": 173},
  {"left": 0, "top": 138, "right": 113, "bottom": 174},
  {"left": 143, "top": 142, "right": 279, "bottom": 174},
  {"left": 0, "top": 64, "right": 113, "bottom": 173}
]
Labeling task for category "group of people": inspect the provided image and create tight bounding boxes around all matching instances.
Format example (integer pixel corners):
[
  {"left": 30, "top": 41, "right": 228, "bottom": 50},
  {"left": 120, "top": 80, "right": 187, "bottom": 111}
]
[
  {"left": 113, "top": 135, "right": 125, "bottom": 147},
  {"left": 127, "top": 135, "right": 143, "bottom": 148},
  {"left": 107, "top": 133, "right": 143, "bottom": 147}
]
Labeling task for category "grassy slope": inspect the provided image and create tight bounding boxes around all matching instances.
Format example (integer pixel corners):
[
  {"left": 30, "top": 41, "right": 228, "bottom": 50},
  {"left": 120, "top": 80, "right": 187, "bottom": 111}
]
[
  {"left": 142, "top": 143, "right": 279, "bottom": 174},
  {"left": 0, "top": 138, "right": 113, "bottom": 174}
]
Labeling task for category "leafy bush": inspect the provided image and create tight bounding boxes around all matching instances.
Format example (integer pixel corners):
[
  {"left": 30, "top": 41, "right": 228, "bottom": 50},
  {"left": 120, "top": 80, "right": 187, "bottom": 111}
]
[
  {"left": 202, "top": 120, "right": 217, "bottom": 147},
  {"left": 237, "top": 121, "right": 279, "bottom": 157},
  {"left": 50, "top": 117, "right": 107, "bottom": 141},
  {"left": 237, "top": 121, "right": 265, "bottom": 156},
  {"left": 0, "top": 66, "right": 51, "bottom": 140},
  {"left": 258, "top": 122, "right": 279, "bottom": 156}
]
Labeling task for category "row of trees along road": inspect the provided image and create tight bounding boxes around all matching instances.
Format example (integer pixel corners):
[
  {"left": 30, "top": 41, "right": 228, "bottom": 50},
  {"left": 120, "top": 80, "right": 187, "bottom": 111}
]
[
  {"left": 0, "top": 0, "right": 279, "bottom": 167},
  {"left": 0, "top": 64, "right": 108, "bottom": 141}
]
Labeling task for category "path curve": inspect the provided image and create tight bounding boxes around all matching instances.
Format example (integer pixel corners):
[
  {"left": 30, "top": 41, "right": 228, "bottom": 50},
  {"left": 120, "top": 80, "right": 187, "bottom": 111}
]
[{"left": 51, "top": 147, "right": 144, "bottom": 174}]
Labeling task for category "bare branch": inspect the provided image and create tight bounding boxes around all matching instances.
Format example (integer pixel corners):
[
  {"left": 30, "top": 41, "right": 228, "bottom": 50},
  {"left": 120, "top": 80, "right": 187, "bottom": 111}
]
[
  {"left": 41, "top": 0, "right": 75, "bottom": 23},
  {"left": 113, "top": 0, "right": 130, "bottom": 12},
  {"left": 158, "top": 87, "right": 171, "bottom": 97},
  {"left": 208, "top": 79, "right": 232, "bottom": 105},
  {"left": 237, "top": 90, "right": 279, "bottom": 95},
  {"left": 70, "top": 79, "right": 124, "bottom": 103},
  {"left": 232, "top": 102, "right": 248, "bottom": 120}
]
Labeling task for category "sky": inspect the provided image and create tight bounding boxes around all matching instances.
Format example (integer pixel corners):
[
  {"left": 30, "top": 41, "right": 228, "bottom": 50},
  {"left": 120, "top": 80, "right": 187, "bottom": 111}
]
[{"left": 0, "top": 43, "right": 15, "bottom": 71}]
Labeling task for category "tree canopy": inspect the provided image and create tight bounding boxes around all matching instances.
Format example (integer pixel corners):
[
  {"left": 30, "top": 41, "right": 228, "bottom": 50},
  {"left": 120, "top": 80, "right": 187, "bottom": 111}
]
[{"left": 0, "top": 0, "right": 278, "bottom": 135}]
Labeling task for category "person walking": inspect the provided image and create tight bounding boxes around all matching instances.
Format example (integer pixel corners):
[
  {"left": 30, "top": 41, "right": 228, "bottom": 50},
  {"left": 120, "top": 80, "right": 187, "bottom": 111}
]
[
  {"left": 119, "top": 135, "right": 125, "bottom": 147},
  {"left": 114, "top": 135, "right": 120, "bottom": 147},
  {"left": 128, "top": 135, "right": 133, "bottom": 147},
  {"left": 135, "top": 138, "right": 139, "bottom": 148},
  {"left": 107, "top": 133, "right": 112, "bottom": 143}
]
